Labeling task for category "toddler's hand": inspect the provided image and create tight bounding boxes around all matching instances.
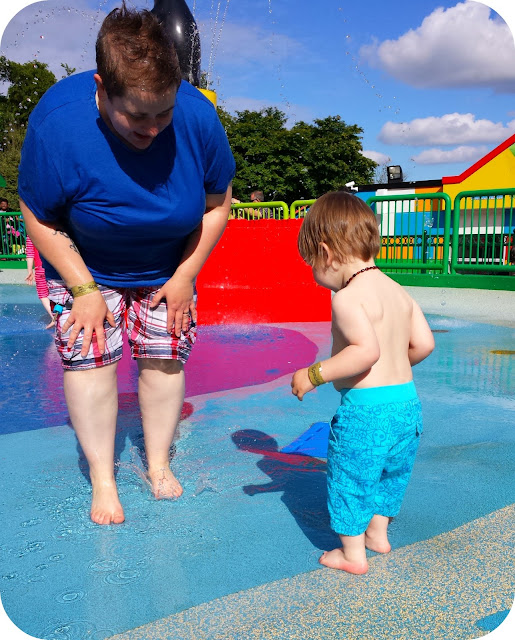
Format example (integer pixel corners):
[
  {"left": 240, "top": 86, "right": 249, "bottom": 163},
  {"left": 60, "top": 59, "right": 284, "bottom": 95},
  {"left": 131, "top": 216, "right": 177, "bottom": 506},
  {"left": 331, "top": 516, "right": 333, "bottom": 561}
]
[{"left": 291, "top": 368, "right": 315, "bottom": 401}]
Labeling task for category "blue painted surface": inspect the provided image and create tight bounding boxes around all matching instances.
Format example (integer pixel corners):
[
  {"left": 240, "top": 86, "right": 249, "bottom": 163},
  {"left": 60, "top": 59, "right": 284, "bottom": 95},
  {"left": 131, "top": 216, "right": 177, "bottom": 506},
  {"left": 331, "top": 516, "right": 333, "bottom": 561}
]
[
  {"left": 0, "top": 285, "right": 514, "bottom": 639},
  {"left": 281, "top": 421, "right": 329, "bottom": 457},
  {"left": 476, "top": 610, "right": 511, "bottom": 632}
]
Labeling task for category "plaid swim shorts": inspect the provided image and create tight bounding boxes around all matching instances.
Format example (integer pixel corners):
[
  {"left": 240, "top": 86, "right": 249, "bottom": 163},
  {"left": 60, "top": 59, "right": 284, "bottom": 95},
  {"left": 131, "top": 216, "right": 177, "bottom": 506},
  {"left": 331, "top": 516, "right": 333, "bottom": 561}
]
[{"left": 47, "top": 280, "right": 197, "bottom": 371}]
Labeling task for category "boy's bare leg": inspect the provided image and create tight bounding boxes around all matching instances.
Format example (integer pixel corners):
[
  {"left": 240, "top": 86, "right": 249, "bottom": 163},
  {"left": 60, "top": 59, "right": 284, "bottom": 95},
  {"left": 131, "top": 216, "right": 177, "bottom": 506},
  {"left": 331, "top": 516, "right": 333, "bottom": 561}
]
[
  {"left": 64, "top": 363, "right": 124, "bottom": 525},
  {"left": 365, "top": 514, "right": 391, "bottom": 553},
  {"left": 319, "top": 533, "right": 369, "bottom": 574},
  {"left": 137, "top": 358, "right": 184, "bottom": 499}
]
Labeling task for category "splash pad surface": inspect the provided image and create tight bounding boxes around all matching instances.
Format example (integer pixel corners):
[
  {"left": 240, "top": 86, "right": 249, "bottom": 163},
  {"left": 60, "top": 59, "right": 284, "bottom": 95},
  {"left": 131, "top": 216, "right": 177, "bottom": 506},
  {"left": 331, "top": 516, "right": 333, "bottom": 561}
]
[{"left": 0, "top": 284, "right": 514, "bottom": 639}]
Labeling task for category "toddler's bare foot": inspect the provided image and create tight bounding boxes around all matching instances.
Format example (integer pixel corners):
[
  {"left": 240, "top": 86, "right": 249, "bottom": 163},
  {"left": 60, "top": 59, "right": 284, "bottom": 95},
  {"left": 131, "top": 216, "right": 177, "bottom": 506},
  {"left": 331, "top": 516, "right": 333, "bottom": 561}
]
[
  {"left": 148, "top": 467, "right": 183, "bottom": 500},
  {"left": 365, "top": 530, "right": 391, "bottom": 554},
  {"left": 90, "top": 478, "right": 125, "bottom": 525},
  {"left": 319, "top": 548, "right": 368, "bottom": 574},
  {"left": 365, "top": 515, "right": 391, "bottom": 553}
]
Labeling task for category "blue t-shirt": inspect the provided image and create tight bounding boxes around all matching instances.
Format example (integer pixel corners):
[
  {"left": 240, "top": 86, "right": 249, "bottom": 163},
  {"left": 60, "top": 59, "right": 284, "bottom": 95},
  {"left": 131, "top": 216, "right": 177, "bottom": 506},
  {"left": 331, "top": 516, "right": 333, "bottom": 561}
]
[{"left": 18, "top": 71, "right": 235, "bottom": 287}]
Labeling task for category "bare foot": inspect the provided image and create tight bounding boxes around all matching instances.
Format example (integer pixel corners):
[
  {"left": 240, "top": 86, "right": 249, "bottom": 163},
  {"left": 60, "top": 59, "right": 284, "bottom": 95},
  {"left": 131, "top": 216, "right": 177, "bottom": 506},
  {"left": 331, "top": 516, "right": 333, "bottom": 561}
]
[
  {"left": 365, "top": 515, "right": 391, "bottom": 553},
  {"left": 148, "top": 467, "right": 183, "bottom": 500},
  {"left": 319, "top": 548, "right": 368, "bottom": 574},
  {"left": 90, "top": 478, "right": 125, "bottom": 525},
  {"left": 365, "top": 531, "right": 391, "bottom": 554}
]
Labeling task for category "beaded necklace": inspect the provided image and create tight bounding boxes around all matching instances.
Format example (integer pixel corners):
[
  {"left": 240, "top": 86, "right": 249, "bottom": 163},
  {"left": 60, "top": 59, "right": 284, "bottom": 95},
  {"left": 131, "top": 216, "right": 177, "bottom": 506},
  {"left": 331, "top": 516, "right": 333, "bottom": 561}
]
[{"left": 343, "top": 266, "right": 379, "bottom": 288}]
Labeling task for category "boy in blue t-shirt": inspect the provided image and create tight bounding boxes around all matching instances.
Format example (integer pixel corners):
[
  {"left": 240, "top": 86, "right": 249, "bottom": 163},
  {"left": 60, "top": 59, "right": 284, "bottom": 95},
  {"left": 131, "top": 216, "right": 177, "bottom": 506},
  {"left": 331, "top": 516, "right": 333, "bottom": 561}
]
[{"left": 19, "top": 4, "right": 235, "bottom": 525}]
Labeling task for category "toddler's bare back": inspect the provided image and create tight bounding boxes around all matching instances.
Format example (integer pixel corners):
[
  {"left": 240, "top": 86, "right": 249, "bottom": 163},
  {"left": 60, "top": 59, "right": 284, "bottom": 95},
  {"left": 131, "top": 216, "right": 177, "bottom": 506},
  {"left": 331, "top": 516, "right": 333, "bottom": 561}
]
[{"left": 331, "top": 271, "right": 415, "bottom": 390}]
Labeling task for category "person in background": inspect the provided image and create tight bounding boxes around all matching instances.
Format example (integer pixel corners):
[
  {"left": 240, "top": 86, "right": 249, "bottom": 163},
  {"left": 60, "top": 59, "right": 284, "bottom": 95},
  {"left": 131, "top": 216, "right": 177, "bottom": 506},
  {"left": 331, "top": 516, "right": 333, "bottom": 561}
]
[
  {"left": 1, "top": 197, "right": 23, "bottom": 254},
  {"left": 0, "top": 198, "right": 8, "bottom": 255},
  {"left": 25, "top": 236, "right": 55, "bottom": 328},
  {"left": 247, "top": 190, "right": 271, "bottom": 219},
  {"left": 291, "top": 191, "right": 434, "bottom": 574},
  {"left": 19, "top": 4, "right": 235, "bottom": 525}
]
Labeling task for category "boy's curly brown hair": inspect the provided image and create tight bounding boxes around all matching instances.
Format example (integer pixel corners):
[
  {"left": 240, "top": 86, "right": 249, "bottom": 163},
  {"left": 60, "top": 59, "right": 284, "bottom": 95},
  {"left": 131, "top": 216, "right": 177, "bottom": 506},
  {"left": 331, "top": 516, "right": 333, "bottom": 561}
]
[
  {"left": 298, "top": 191, "right": 381, "bottom": 267},
  {"left": 96, "top": 3, "right": 182, "bottom": 98}
]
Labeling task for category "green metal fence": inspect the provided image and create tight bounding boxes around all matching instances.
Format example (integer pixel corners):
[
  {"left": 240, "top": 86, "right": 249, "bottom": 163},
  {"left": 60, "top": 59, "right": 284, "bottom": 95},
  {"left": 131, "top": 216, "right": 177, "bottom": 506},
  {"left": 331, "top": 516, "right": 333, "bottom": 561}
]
[
  {"left": 290, "top": 200, "right": 315, "bottom": 219},
  {"left": 230, "top": 201, "right": 289, "bottom": 220},
  {"left": 0, "top": 211, "right": 26, "bottom": 259},
  {"left": 3, "top": 190, "right": 515, "bottom": 283},
  {"left": 451, "top": 189, "right": 515, "bottom": 275},
  {"left": 366, "top": 194, "right": 452, "bottom": 275}
]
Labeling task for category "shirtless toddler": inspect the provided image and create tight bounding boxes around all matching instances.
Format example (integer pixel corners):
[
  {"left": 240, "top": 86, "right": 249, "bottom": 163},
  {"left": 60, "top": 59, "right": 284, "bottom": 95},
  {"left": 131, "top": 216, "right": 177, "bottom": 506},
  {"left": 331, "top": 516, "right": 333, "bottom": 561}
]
[{"left": 291, "top": 191, "right": 435, "bottom": 574}]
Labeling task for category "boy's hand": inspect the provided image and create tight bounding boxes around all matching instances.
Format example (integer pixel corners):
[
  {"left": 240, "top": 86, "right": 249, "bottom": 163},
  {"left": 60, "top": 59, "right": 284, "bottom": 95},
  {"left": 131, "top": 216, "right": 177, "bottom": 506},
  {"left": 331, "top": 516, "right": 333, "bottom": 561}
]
[{"left": 291, "top": 368, "right": 315, "bottom": 401}]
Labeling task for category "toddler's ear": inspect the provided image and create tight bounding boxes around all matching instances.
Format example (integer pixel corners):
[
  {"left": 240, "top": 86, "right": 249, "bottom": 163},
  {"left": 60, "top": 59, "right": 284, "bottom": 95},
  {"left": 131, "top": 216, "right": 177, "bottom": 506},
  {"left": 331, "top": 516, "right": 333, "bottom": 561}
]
[{"left": 319, "top": 242, "right": 333, "bottom": 267}]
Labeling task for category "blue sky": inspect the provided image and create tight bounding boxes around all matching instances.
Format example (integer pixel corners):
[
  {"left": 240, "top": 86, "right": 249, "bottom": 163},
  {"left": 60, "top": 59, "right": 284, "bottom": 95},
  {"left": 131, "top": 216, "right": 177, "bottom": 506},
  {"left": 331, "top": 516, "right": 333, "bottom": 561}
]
[{"left": 1, "top": 1, "right": 515, "bottom": 186}]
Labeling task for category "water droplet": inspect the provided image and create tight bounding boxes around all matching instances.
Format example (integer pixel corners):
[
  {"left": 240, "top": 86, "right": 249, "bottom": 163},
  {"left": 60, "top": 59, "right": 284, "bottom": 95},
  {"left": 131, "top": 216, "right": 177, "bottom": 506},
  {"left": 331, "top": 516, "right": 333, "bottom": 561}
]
[
  {"left": 56, "top": 590, "right": 85, "bottom": 603},
  {"left": 104, "top": 569, "right": 140, "bottom": 585},
  {"left": 88, "top": 559, "right": 119, "bottom": 573},
  {"left": 2, "top": 573, "right": 18, "bottom": 580}
]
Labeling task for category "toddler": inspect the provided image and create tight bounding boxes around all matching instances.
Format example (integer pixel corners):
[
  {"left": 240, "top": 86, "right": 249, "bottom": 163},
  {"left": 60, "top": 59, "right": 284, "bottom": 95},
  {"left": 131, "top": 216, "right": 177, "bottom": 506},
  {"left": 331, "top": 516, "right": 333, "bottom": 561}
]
[{"left": 291, "top": 191, "right": 434, "bottom": 574}]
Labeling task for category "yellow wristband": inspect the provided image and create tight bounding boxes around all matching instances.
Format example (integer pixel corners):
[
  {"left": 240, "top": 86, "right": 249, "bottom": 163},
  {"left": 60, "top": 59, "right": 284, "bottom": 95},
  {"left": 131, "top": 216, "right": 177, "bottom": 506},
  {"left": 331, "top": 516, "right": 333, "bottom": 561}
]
[
  {"left": 70, "top": 281, "right": 99, "bottom": 298},
  {"left": 307, "top": 362, "right": 325, "bottom": 387}
]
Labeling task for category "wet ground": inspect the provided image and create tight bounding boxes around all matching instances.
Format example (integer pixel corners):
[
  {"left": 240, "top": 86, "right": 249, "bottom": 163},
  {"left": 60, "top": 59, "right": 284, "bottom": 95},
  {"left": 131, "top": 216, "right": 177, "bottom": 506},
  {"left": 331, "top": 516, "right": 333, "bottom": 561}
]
[{"left": 0, "top": 278, "right": 514, "bottom": 640}]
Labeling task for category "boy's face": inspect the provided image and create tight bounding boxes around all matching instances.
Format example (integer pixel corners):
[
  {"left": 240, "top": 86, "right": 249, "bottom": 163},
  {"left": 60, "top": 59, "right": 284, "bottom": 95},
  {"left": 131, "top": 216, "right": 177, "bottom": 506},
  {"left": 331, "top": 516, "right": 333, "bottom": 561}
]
[
  {"left": 0, "top": 201, "right": 7, "bottom": 211},
  {"left": 95, "top": 74, "right": 176, "bottom": 151}
]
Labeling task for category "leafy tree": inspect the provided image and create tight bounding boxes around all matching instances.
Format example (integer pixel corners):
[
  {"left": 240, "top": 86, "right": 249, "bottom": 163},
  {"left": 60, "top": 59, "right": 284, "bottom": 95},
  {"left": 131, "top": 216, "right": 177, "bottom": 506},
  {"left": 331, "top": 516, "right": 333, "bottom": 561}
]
[
  {"left": 61, "top": 63, "right": 76, "bottom": 78},
  {"left": 218, "top": 107, "right": 376, "bottom": 203},
  {"left": 219, "top": 107, "right": 298, "bottom": 201},
  {"left": 0, "top": 57, "right": 56, "bottom": 129},
  {"left": 0, "top": 127, "right": 25, "bottom": 208},
  {"left": 0, "top": 58, "right": 57, "bottom": 205}
]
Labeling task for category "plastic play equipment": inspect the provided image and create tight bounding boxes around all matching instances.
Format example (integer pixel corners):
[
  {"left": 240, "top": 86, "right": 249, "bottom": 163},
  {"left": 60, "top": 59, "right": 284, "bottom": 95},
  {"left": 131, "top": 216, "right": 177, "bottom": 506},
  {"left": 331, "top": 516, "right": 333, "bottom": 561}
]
[{"left": 152, "top": 0, "right": 216, "bottom": 106}]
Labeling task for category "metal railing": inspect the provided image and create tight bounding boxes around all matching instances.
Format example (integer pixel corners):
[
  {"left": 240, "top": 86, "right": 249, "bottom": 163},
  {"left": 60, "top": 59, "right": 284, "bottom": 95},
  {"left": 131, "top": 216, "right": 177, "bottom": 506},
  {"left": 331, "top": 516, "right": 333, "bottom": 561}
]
[
  {"left": 450, "top": 189, "right": 515, "bottom": 274},
  {"left": 3, "top": 190, "right": 515, "bottom": 279},
  {"left": 230, "top": 201, "right": 289, "bottom": 220},
  {"left": 289, "top": 200, "right": 315, "bottom": 219},
  {"left": 366, "top": 194, "right": 452, "bottom": 274},
  {"left": 0, "top": 212, "right": 26, "bottom": 259}
]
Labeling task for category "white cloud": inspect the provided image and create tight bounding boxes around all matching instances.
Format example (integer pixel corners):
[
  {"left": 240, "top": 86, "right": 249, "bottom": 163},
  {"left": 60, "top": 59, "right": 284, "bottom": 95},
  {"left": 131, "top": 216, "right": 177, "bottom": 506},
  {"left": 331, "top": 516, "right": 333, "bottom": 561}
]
[
  {"left": 361, "top": 150, "right": 390, "bottom": 165},
  {"left": 379, "top": 113, "right": 515, "bottom": 146},
  {"left": 360, "top": 1, "right": 515, "bottom": 92},
  {"left": 411, "top": 145, "right": 490, "bottom": 164}
]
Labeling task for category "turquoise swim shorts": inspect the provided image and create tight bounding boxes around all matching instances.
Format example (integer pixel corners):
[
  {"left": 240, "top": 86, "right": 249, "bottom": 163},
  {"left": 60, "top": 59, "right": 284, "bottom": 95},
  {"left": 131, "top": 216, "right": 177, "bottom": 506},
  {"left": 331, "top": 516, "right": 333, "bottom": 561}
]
[{"left": 327, "top": 381, "right": 423, "bottom": 536}]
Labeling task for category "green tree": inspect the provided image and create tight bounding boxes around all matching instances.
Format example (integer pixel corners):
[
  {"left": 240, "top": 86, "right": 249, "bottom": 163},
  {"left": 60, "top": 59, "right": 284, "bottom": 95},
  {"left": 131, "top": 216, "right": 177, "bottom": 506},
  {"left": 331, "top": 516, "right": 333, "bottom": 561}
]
[
  {"left": 0, "top": 127, "right": 26, "bottom": 208},
  {"left": 219, "top": 106, "right": 299, "bottom": 201},
  {"left": 61, "top": 62, "right": 76, "bottom": 78},
  {"left": 218, "top": 107, "right": 376, "bottom": 203},
  {"left": 0, "top": 57, "right": 57, "bottom": 205},
  {"left": 0, "top": 57, "right": 56, "bottom": 129},
  {"left": 291, "top": 116, "right": 376, "bottom": 197}
]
